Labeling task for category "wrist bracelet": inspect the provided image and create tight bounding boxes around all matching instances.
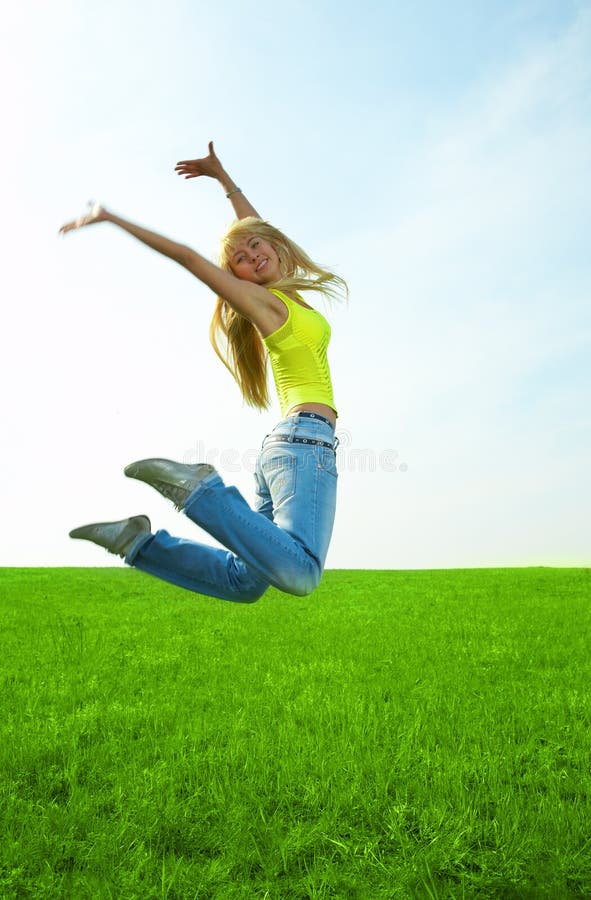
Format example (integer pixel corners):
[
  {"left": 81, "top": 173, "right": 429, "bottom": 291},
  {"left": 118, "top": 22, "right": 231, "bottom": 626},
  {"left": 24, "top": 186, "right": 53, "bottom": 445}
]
[{"left": 226, "top": 188, "right": 242, "bottom": 198}]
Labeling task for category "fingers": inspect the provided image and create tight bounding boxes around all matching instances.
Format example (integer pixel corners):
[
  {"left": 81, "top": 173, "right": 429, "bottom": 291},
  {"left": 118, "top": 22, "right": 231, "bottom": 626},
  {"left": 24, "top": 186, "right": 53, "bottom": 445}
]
[
  {"left": 175, "top": 163, "right": 203, "bottom": 178},
  {"left": 58, "top": 218, "right": 85, "bottom": 234},
  {"left": 175, "top": 162, "right": 198, "bottom": 173},
  {"left": 58, "top": 202, "right": 103, "bottom": 234}
]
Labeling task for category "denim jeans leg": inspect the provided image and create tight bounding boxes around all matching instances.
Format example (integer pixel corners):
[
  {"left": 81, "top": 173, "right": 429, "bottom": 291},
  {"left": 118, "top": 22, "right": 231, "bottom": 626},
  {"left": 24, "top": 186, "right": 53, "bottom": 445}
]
[
  {"left": 261, "top": 440, "right": 338, "bottom": 574},
  {"left": 182, "top": 425, "right": 338, "bottom": 596},
  {"left": 127, "top": 531, "right": 270, "bottom": 603},
  {"left": 181, "top": 476, "right": 318, "bottom": 595},
  {"left": 127, "top": 416, "right": 338, "bottom": 600}
]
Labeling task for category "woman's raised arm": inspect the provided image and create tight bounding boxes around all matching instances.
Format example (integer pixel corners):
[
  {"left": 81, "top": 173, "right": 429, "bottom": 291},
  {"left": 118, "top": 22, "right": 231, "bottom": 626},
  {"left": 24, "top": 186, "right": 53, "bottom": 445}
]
[
  {"left": 175, "top": 141, "right": 262, "bottom": 220},
  {"left": 58, "top": 203, "right": 274, "bottom": 328}
]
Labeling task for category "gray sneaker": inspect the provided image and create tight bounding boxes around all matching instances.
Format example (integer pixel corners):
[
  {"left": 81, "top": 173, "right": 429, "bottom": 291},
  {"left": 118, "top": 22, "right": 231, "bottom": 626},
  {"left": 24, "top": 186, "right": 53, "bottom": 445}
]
[
  {"left": 69, "top": 515, "right": 151, "bottom": 558},
  {"left": 124, "top": 459, "right": 216, "bottom": 510}
]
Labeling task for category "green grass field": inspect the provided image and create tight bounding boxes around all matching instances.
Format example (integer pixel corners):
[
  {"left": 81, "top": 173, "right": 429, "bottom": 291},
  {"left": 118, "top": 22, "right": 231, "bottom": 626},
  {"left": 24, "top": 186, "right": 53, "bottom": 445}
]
[{"left": 1, "top": 567, "right": 590, "bottom": 899}]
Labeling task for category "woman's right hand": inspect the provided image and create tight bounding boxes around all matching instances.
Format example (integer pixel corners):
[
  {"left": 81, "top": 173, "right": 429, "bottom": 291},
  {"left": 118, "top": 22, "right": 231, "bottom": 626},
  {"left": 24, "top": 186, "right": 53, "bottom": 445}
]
[
  {"left": 175, "top": 141, "right": 225, "bottom": 180},
  {"left": 59, "top": 202, "right": 109, "bottom": 235}
]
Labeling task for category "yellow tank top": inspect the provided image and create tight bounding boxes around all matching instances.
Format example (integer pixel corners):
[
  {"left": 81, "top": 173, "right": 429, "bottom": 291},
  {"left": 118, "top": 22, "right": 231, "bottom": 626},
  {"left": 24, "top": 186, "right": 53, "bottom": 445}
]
[{"left": 263, "top": 289, "right": 337, "bottom": 418}]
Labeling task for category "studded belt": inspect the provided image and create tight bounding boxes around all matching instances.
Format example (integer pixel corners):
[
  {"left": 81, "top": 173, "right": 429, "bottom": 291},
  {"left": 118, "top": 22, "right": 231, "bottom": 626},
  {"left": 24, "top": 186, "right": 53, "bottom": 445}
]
[{"left": 264, "top": 435, "right": 339, "bottom": 450}]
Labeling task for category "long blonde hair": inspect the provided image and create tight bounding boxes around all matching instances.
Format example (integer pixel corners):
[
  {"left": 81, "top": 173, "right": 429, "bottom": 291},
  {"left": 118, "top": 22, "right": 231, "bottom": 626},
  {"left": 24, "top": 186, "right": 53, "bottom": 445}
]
[{"left": 209, "top": 217, "right": 348, "bottom": 410}]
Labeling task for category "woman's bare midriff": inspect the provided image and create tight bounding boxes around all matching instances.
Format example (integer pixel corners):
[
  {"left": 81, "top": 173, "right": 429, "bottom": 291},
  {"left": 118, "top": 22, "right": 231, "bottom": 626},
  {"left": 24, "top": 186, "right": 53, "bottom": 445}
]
[{"left": 286, "top": 403, "right": 337, "bottom": 427}]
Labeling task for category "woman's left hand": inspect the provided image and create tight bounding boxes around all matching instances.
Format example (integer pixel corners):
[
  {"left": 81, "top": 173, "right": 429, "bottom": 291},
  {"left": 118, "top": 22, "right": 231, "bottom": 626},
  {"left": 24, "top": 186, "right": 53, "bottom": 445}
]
[
  {"left": 174, "top": 141, "right": 225, "bottom": 181},
  {"left": 59, "top": 202, "right": 109, "bottom": 235}
]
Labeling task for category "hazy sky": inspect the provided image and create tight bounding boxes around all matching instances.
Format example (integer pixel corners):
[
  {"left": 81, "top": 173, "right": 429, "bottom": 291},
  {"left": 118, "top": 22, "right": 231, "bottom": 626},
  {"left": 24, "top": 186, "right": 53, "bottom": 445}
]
[{"left": 2, "top": 0, "right": 589, "bottom": 569}]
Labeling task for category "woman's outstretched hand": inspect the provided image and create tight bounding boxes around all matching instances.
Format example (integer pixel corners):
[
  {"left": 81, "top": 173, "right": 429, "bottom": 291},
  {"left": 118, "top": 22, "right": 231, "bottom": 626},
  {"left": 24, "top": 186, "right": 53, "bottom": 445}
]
[
  {"left": 59, "top": 202, "right": 109, "bottom": 235},
  {"left": 175, "top": 141, "right": 224, "bottom": 180},
  {"left": 174, "top": 140, "right": 259, "bottom": 217}
]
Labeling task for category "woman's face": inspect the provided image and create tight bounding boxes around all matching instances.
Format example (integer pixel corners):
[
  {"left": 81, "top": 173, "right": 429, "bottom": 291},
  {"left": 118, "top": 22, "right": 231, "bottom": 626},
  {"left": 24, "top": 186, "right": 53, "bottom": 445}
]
[{"left": 229, "top": 235, "right": 282, "bottom": 284}]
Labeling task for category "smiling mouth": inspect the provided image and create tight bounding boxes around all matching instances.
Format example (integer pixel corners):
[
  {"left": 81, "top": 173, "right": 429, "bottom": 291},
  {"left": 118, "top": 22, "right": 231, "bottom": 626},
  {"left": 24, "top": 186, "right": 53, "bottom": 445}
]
[{"left": 256, "top": 258, "right": 268, "bottom": 272}]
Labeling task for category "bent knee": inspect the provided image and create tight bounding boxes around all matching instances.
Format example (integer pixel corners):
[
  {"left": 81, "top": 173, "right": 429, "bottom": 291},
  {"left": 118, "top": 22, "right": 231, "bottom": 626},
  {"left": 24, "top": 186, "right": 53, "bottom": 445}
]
[{"left": 277, "top": 567, "right": 322, "bottom": 597}]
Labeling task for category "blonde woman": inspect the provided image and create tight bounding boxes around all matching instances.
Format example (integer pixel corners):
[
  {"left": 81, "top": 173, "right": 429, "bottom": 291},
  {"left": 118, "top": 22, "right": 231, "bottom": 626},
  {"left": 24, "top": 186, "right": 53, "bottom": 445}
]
[{"left": 62, "top": 142, "right": 346, "bottom": 602}]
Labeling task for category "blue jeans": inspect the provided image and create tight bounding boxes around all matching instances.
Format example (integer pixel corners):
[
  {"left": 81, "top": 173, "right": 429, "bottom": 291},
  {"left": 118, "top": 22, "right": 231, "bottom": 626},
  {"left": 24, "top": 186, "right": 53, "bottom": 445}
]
[{"left": 126, "top": 413, "right": 339, "bottom": 601}]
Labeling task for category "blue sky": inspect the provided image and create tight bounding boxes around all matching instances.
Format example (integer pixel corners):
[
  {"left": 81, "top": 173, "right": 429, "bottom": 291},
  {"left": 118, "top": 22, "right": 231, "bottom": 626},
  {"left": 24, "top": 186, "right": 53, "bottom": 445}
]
[{"left": 1, "top": 0, "right": 589, "bottom": 568}]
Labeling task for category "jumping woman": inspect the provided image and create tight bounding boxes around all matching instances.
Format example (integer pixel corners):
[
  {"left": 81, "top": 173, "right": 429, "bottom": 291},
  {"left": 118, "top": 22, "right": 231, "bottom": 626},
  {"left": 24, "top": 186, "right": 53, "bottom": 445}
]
[{"left": 61, "top": 141, "right": 347, "bottom": 602}]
